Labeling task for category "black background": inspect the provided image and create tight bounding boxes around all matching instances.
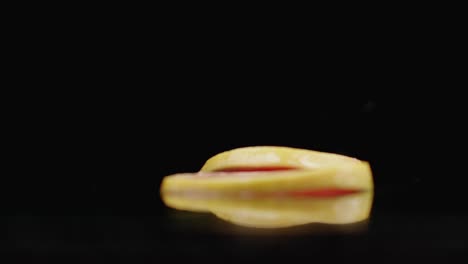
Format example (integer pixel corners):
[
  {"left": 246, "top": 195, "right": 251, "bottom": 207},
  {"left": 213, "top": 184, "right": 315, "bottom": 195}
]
[{"left": 4, "top": 9, "right": 467, "bottom": 263}]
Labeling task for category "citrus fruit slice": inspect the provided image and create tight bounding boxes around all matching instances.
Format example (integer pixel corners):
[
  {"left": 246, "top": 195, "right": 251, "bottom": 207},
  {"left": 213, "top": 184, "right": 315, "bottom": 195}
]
[{"left": 161, "top": 146, "right": 373, "bottom": 197}]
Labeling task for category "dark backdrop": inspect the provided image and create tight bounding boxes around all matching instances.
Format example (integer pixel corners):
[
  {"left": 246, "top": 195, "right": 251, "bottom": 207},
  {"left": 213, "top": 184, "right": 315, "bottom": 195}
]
[{"left": 4, "top": 13, "right": 466, "bottom": 263}]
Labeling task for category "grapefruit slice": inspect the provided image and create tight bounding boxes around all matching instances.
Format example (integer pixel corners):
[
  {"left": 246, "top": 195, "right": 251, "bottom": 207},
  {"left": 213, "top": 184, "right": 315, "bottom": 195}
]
[
  {"left": 161, "top": 146, "right": 373, "bottom": 196},
  {"left": 160, "top": 146, "right": 373, "bottom": 228}
]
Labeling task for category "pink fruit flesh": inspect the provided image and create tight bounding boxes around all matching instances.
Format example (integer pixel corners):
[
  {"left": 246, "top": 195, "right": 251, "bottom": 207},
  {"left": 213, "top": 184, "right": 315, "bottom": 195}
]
[
  {"left": 284, "top": 189, "right": 360, "bottom": 197},
  {"left": 211, "top": 167, "right": 361, "bottom": 197},
  {"left": 215, "top": 166, "right": 298, "bottom": 172}
]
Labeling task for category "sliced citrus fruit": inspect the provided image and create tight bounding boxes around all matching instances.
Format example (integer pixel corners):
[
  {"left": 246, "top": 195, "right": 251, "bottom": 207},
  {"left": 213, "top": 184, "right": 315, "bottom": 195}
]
[{"left": 161, "top": 146, "right": 373, "bottom": 196}]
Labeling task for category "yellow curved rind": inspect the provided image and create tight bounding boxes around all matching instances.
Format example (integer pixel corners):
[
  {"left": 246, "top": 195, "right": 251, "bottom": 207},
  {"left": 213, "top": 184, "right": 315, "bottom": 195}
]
[{"left": 200, "top": 146, "right": 363, "bottom": 172}]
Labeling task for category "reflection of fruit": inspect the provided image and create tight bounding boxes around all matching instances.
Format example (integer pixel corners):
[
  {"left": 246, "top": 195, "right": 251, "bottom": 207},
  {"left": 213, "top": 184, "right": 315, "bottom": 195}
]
[{"left": 161, "top": 192, "right": 373, "bottom": 228}]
